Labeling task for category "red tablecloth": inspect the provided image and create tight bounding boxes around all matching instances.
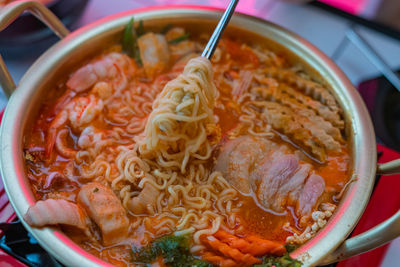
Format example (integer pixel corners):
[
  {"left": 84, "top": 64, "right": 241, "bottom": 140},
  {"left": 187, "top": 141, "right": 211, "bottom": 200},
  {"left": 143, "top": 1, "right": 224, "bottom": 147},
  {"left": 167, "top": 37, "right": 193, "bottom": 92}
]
[
  {"left": 0, "top": 109, "right": 23, "bottom": 266},
  {"left": 0, "top": 109, "right": 16, "bottom": 225}
]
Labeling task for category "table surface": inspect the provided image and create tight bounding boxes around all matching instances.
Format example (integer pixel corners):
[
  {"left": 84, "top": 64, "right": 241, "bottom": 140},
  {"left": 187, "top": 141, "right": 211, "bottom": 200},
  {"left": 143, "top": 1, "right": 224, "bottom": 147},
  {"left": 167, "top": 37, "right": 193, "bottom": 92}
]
[{"left": 1, "top": 0, "right": 400, "bottom": 266}]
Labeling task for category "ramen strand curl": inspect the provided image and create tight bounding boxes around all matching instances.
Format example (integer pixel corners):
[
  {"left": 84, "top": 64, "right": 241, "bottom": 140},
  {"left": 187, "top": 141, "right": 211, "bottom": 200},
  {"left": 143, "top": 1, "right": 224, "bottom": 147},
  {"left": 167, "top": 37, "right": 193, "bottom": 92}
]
[{"left": 137, "top": 56, "right": 220, "bottom": 173}]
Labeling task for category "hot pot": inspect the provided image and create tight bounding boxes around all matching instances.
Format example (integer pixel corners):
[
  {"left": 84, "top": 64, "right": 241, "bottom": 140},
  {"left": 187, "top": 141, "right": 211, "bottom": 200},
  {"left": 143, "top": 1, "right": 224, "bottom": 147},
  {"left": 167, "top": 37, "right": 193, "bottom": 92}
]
[{"left": 1, "top": 1, "right": 400, "bottom": 266}]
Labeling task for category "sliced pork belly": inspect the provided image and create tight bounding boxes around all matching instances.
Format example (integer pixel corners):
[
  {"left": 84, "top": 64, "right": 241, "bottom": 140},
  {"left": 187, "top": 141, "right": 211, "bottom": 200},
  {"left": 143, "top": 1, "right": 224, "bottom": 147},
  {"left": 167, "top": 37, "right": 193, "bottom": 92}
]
[
  {"left": 285, "top": 164, "right": 312, "bottom": 204},
  {"left": 254, "top": 153, "right": 299, "bottom": 211},
  {"left": 23, "top": 199, "right": 91, "bottom": 236},
  {"left": 77, "top": 182, "right": 129, "bottom": 246},
  {"left": 254, "top": 154, "right": 325, "bottom": 216},
  {"left": 138, "top": 32, "right": 170, "bottom": 79},
  {"left": 253, "top": 156, "right": 312, "bottom": 211},
  {"left": 214, "top": 135, "right": 326, "bottom": 217},
  {"left": 297, "top": 174, "right": 325, "bottom": 217},
  {"left": 214, "top": 136, "right": 271, "bottom": 195}
]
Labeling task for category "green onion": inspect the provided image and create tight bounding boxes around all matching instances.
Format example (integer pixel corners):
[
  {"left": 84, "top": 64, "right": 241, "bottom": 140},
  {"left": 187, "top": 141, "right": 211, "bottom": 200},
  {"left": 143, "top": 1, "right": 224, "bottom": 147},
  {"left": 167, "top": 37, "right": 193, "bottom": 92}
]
[
  {"left": 168, "top": 33, "right": 190, "bottom": 44},
  {"left": 122, "top": 17, "right": 135, "bottom": 58},
  {"left": 137, "top": 20, "right": 144, "bottom": 37},
  {"left": 284, "top": 244, "right": 298, "bottom": 253},
  {"left": 121, "top": 17, "right": 143, "bottom": 66},
  {"left": 134, "top": 48, "right": 142, "bottom": 66},
  {"left": 160, "top": 23, "right": 173, "bottom": 34}
]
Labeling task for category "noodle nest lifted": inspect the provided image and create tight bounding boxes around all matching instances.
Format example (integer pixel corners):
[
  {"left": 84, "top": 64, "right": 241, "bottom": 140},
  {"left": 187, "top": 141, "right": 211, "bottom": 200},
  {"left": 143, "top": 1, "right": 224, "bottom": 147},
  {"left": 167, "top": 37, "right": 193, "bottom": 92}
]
[{"left": 137, "top": 56, "right": 220, "bottom": 173}]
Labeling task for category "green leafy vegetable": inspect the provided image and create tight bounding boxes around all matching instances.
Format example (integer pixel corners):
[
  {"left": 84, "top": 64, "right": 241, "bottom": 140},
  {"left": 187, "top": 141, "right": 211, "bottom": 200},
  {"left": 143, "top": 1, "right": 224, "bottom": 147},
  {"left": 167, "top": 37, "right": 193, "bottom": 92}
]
[
  {"left": 131, "top": 244, "right": 157, "bottom": 263},
  {"left": 160, "top": 23, "right": 173, "bottom": 34},
  {"left": 168, "top": 33, "right": 190, "bottom": 44},
  {"left": 122, "top": 17, "right": 135, "bottom": 57},
  {"left": 137, "top": 19, "right": 144, "bottom": 36},
  {"left": 133, "top": 47, "right": 143, "bottom": 67},
  {"left": 284, "top": 244, "right": 298, "bottom": 254},
  {"left": 132, "top": 234, "right": 214, "bottom": 267},
  {"left": 253, "top": 253, "right": 302, "bottom": 267},
  {"left": 121, "top": 17, "right": 143, "bottom": 66}
]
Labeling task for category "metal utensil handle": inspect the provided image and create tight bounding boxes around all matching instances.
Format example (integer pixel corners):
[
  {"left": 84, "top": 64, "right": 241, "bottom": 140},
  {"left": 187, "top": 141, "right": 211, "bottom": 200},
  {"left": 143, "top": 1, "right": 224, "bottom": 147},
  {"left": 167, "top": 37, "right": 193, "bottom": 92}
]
[
  {"left": 0, "top": 0, "right": 70, "bottom": 98},
  {"left": 201, "top": 0, "right": 239, "bottom": 60},
  {"left": 377, "top": 159, "right": 400, "bottom": 175}
]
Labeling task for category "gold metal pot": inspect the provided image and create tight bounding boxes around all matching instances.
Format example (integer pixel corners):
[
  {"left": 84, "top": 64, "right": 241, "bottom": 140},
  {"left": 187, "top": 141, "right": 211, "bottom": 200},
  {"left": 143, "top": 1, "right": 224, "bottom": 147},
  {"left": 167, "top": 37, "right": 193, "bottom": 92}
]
[{"left": 1, "top": 1, "right": 400, "bottom": 266}]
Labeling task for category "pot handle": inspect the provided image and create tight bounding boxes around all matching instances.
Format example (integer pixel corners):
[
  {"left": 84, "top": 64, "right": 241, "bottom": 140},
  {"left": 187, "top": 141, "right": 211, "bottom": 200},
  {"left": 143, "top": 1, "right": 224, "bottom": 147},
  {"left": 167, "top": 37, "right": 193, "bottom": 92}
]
[
  {"left": 377, "top": 159, "right": 400, "bottom": 175},
  {"left": 320, "top": 159, "right": 400, "bottom": 265},
  {"left": 320, "top": 209, "right": 400, "bottom": 265},
  {"left": 0, "top": 0, "right": 70, "bottom": 98}
]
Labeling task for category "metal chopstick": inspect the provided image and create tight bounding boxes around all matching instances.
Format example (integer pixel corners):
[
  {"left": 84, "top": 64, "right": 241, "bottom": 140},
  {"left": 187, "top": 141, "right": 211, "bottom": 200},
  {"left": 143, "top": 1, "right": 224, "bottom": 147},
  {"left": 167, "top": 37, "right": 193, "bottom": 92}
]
[{"left": 201, "top": 0, "right": 239, "bottom": 60}]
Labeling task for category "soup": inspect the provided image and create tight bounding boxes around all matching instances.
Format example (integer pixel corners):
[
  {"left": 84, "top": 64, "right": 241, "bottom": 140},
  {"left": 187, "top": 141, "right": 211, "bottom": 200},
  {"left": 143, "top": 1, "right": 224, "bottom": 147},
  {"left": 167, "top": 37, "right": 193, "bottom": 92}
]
[{"left": 22, "top": 20, "right": 351, "bottom": 266}]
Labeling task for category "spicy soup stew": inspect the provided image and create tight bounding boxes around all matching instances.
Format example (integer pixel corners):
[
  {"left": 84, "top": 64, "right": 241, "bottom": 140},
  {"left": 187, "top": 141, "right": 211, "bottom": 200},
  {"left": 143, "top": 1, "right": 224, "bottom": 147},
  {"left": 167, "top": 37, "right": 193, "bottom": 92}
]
[{"left": 22, "top": 21, "right": 350, "bottom": 267}]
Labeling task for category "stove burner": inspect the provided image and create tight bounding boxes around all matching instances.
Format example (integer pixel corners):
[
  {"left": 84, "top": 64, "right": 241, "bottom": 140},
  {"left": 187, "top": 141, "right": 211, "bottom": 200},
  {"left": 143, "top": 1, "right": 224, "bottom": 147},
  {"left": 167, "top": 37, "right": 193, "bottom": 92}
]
[{"left": 0, "top": 221, "right": 62, "bottom": 267}]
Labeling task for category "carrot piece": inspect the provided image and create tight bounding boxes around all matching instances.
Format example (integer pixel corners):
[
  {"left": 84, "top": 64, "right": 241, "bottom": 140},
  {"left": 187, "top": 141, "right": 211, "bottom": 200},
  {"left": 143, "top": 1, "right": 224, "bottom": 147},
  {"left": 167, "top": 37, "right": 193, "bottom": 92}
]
[
  {"left": 214, "top": 230, "right": 252, "bottom": 253},
  {"left": 202, "top": 252, "right": 237, "bottom": 267},
  {"left": 213, "top": 230, "right": 285, "bottom": 257},
  {"left": 202, "top": 236, "right": 261, "bottom": 266},
  {"left": 244, "top": 234, "right": 286, "bottom": 256}
]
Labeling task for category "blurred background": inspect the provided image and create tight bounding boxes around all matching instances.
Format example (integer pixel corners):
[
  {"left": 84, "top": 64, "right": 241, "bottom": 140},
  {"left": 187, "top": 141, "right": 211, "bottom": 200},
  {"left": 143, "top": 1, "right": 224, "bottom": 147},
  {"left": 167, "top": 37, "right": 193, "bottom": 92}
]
[{"left": 0, "top": 0, "right": 400, "bottom": 266}]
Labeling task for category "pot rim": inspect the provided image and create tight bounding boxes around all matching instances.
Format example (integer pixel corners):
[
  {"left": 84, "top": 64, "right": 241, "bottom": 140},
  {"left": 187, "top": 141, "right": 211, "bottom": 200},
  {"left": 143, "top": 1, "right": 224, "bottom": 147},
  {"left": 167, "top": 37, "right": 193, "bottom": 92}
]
[{"left": 0, "top": 5, "right": 377, "bottom": 267}]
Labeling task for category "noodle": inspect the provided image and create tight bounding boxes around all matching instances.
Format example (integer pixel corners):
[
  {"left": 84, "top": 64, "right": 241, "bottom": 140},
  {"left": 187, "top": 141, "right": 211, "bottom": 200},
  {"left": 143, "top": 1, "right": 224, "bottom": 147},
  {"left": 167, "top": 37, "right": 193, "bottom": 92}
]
[
  {"left": 137, "top": 57, "right": 220, "bottom": 173},
  {"left": 71, "top": 56, "right": 242, "bottom": 250}
]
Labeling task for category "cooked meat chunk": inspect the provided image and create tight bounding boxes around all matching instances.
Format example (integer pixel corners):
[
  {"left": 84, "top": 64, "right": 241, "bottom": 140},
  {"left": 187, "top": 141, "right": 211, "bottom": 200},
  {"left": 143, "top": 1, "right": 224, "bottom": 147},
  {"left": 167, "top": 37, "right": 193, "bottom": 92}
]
[
  {"left": 297, "top": 174, "right": 325, "bottom": 217},
  {"left": 214, "top": 135, "right": 325, "bottom": 217},
  {"left": 285, "top": 163, "right": 312, "bottom": 204},
  {"left": 254, "top": 153, "right": 324, "bottom": 216},
  {"left": 77, "top": 182, "right": 129, "bottom": 246},
  {"left": 138, "top": 32, "right": 170, "bottom": 79},
  {"left": 214, "top": 136, "right": 272, "bottom": 195},
  {"left": 254, "top": 152, "right": 299, "bottom": 211},
  {"left": 24, "top": 199, "right": 91, "bottom": 236},
  {"left": 128, "top": 182, "right": 158, "bottom": 215}
]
